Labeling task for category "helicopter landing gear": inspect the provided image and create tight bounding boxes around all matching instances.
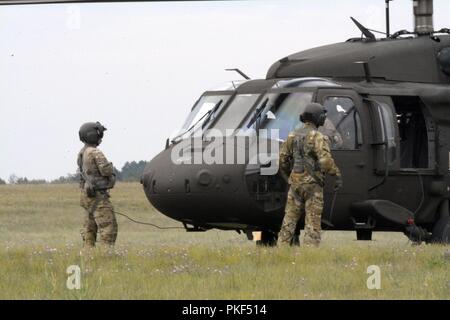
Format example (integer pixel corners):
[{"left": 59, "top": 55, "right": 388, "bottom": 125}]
[
  {"left": 356, "top": 229, "right": 372, "bottom": 241},
  {"left": 256, "top": 230, "right": 278, "bottom": 247},
  {"left": 430, "top": 200, "right": 450, "bottom": 244}
]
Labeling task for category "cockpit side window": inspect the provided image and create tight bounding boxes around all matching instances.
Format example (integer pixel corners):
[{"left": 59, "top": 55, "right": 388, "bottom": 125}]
[
  {"left": 322, "top": 96, "right": 363, "bottom": 150},
  {"left": 257, "top": 92, "right": 313, "bottom": 140}
]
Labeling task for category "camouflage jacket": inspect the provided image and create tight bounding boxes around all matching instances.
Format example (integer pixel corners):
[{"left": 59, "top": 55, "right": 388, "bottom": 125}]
[
  {"left": 279, "top": 122, "right": 341, "bottom": 186},
  {"left": 77, "top": 144, "right": 114, "bottom": 190}
]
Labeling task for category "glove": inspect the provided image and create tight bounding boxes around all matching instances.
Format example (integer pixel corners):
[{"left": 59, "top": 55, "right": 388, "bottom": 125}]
[{"left": 334, "top": 176, "right": 343, "bottom": 192}]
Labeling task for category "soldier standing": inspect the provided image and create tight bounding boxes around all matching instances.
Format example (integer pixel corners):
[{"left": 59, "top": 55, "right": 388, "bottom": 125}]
[
  {"left": 77, "top": 122, "right": 118, "bottom": 247},
  {"left": 277, "top": 103, "right": 342, "bottom": 246}
]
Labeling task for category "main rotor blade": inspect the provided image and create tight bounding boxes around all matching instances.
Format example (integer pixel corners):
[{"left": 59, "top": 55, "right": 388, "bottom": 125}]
[{"left": 0, "top": 0, "right": 231, "bottom": 5}]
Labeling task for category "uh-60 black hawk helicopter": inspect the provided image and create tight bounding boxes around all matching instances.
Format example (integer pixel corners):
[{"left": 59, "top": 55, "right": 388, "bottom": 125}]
[
  {"left": 141, "top": 0, "right": 450, "bottom": 245},
  {"left": 6, "top": 0, "right": 446, "bottom": 245}
]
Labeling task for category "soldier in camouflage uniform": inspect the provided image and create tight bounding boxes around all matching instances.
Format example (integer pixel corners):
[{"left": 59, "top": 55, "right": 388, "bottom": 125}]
[
  {"left": 277, "top": 103, "right": 342, "bottom": 246},
  {"left": 77, "top": 122, "right": 118, "bottom": 247}
]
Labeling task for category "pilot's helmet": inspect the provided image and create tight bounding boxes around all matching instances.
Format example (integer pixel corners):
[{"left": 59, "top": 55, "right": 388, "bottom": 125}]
[
  {"left": 79, "top": 121, "right": 107, "bottom": 146},
  {"left": 300, "top": 103, "right": 327, "bottom": 127}
]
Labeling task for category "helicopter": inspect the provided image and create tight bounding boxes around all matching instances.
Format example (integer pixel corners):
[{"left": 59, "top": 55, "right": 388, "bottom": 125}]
[
  {"left": 3, "top": 0, "right": 449, "bottom": 245},
  {"left": 141, "top": 0, "right": 450, "bottom": 245}
]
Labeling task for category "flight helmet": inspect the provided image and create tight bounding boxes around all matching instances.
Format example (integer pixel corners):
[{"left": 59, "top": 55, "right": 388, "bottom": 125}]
[
  {"left": 300, "top": 103, "right": 327, "bottom": 127},
  {"left": 79, "top": 121, "right": 107, "bottom": 145}
]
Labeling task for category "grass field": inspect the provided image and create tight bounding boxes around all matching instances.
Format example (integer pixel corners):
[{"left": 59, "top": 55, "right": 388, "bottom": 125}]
[{"left": 0, "top": 183, "right": 448, "bottom": 299}]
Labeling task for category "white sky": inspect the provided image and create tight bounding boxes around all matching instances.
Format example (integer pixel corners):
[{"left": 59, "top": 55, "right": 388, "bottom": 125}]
[{"left": 1, "top": 0, "right": 449, "bottom": 181}]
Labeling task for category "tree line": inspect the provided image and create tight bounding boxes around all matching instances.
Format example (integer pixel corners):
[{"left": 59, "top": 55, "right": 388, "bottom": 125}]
[{"left": 1, "top": 160, "right": 149, "bottom": 185}]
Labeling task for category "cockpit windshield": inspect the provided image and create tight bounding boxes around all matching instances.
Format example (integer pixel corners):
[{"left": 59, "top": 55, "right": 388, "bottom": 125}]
[
  {"left": 207, "top": 94, "right": 260, "bottom": 136},
  {"left": 171, "top": 94, "right": 230, "bottom": 142}
]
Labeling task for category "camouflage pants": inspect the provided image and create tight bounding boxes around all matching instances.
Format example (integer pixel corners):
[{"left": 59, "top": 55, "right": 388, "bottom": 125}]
[
  {"left": 80, "top": 190, "right": 118, "bottom": 247},
  {"left": 277, "top": 182, "right": 323, "bottom": 246}
]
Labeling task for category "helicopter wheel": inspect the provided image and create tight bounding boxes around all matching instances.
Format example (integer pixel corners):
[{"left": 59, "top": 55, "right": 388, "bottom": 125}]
[
  {"left": 356, "top": 229, "right": 372, "bottom": 241},
  {"left": 256, "top": 230, "right": 278, "bottom": 247}
]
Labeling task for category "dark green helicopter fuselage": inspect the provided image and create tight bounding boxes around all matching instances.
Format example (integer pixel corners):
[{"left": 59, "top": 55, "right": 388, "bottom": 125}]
[{"left": 143, "top": 31, "right": 450, "bottom": 243}]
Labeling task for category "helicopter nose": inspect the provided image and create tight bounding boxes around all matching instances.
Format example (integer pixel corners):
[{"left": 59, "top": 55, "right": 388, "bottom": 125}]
[{"left": 141, "top": 144, "right": 250, "bottom": 224}]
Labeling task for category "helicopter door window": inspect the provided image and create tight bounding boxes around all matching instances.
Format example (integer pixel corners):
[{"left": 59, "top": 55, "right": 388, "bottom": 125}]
[
  {"left": 322, "top": 97, "right": 362, "bottom": 150},
  {"left": 261, "top": 92, "right": 313, "bottom": 140}
]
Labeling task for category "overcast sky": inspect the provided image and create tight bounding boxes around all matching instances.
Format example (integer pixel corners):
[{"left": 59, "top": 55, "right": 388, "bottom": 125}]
[{"left": 1, "top": 0, "right": 449, "bottom": 181}]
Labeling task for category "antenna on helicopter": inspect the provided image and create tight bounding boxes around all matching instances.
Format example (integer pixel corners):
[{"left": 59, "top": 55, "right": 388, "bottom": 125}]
[
  {"left": 385, "top": 0, "right": 393, "bottom": 37},
  {"left": 225, "top": 68, "right": 251, "bottom": 80},
  {"left": 350, "top": 17, "right": 376, "bottom": 40}
]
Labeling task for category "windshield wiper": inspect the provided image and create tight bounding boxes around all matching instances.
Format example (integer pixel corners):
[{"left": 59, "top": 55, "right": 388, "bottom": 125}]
[
  {"left": 247, "top": 98, "right": 268, "bottom": 128},
  {"left": 201, "top": 99, "right": 223, "bottom": 129},
  {"left": 171, "top": 99, "right": 223, "bottom": 143}
]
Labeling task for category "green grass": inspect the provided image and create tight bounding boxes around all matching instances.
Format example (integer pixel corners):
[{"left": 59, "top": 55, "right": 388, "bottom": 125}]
[{"left": 0, "top": 183, "right": 448, "bottom": 299}]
